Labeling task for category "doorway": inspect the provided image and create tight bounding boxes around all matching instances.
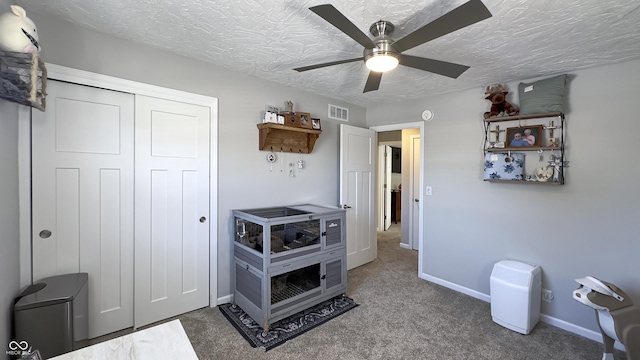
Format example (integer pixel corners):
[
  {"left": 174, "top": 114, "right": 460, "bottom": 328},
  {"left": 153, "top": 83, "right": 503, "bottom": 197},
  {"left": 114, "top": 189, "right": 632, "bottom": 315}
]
[
  {"left": 370, "top": 122, "right": 424, "bottom": 262},
  {"left": 378, "top": 140, "right": 402, "bottom": 232}
]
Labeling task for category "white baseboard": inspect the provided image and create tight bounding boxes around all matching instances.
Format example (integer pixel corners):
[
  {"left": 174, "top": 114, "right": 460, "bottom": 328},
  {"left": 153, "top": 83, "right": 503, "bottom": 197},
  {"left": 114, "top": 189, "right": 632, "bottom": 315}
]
[
  {"left": 216, "top": 294, "right": 233, "bottom": 306},
  {"left": 420, "top": 272, "right": 491, "bottom": 302},
  {"left": 399, "top": 243, "right": 411, "bottom": 250},
  {"left": 539, "top": 314, "right": 625, "bottom": 351},
  {"left": 420, "top": 272, "right": 626, "bottom": 352}
]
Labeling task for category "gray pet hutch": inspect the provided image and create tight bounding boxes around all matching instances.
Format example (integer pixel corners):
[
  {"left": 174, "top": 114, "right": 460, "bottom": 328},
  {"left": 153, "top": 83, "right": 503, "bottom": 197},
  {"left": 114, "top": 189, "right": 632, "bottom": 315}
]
[{"left": 232, "top": 204, "right": 346, "bottom": 331}]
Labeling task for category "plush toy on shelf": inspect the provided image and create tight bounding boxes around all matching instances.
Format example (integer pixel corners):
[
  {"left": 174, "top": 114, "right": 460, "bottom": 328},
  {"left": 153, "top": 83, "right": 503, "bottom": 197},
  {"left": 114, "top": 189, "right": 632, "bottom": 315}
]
[
  {"left": 0, "top": 5, "right": 41, "bottom": 53},
  {"left": 483, "top": 84, "right": 518, "bottom": 119}
]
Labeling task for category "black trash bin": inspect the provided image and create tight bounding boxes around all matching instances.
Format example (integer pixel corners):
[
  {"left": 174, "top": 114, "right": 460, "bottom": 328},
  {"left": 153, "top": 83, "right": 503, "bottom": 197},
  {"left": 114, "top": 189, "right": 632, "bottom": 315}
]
[{"left": 14, "top": 273, "right": 89, "bottom": 359}]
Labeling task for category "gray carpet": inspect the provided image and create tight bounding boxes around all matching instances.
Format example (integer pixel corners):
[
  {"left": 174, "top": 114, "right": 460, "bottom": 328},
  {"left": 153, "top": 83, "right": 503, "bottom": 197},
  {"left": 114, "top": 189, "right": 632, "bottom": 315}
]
[{"left": 94, "top": 223, "right": 626, "bottom": 359}]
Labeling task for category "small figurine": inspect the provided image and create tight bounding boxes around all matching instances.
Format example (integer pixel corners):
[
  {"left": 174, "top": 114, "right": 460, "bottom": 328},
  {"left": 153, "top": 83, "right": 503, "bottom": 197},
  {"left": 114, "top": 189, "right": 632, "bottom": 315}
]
[{"left": 285, "top": 100, "right": 293, "bottom": 113}]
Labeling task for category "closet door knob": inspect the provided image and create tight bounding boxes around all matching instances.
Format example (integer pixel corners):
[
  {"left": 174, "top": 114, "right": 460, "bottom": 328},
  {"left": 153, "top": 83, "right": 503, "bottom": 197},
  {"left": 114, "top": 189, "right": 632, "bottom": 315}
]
[
  {"left": 39, "top": 230, "right": 52, "bottom": 238},
  {"left": 199, "top": 217, "right": 207, "bottom": 223}
]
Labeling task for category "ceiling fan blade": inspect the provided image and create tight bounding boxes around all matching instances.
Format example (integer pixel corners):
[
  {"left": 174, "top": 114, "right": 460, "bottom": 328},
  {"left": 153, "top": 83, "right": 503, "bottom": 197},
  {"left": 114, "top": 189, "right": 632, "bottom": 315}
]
[
  {"left": 363, "top": 71, "right": 383, "bottom": 93},
  {"left": 392, "top": 0, "right": 492, "bottom": 53},
  {"left": 400, "top": 54, "right": 469, "bottom": 79},
  {"left": 294, "top": 57, "right": 364, "bottom": 72},
  {"left": 310, "top": 4, "right": 377, "bottom": 49}
]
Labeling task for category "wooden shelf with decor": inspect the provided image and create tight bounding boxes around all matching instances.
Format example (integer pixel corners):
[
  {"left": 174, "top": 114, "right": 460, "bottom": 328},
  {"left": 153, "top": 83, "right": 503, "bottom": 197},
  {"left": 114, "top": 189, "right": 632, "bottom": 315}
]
[{"left": 257, "top": 123, "right": 322, "bottom": 153}]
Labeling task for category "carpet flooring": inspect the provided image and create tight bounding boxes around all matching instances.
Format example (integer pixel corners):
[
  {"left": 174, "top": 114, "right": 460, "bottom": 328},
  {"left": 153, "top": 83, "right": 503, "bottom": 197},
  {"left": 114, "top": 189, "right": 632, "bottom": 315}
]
[{"left": 91, "top": 223, "right": 627, "bottom": 359}]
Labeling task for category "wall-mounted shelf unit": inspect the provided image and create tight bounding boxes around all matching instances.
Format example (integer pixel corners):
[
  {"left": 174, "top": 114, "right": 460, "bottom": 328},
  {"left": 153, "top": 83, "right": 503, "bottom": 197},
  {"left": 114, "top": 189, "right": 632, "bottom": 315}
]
[
  {"left": 257, "top": 123, "right": 322, "bottom": 153},
  {"left": 483, "top": 112, "right": 566, "bottom": 184}
]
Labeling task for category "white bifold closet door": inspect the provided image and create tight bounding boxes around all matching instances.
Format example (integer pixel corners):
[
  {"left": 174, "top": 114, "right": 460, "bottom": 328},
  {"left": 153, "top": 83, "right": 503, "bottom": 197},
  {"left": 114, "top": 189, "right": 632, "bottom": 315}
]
[
  {"left": 31, "top": 80, "right": 135, "bottom": 338},
  {"left": 31, "top": 81, "right": 211, "bottom": 338}
]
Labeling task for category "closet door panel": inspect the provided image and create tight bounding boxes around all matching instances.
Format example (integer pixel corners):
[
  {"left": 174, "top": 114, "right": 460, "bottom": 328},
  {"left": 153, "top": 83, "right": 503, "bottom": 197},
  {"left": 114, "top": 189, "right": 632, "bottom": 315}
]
[
  {"left": 134, "top": 95, "right": 211, "bottom": 328},
  {"left": 31, "top": 80, "right": 135, "bottom": 338}
]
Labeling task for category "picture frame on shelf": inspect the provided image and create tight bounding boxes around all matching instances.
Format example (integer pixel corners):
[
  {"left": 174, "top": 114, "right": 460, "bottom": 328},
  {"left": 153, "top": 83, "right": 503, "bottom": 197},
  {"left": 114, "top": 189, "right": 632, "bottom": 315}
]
[
  {"left": 265, "top": 105, "right": 279, "bottom": 114},
  {"left": 297, "top": 112, "right": 312, "bottom": 129},
  {"left": 283, "top": 114, "right": 301, "bottom": 127},
  {"left": 505, "top": 125, "right": 543, "bottom": 148},
  {"left": 311, "top": 118, "right": 321, "bottom": 130}
]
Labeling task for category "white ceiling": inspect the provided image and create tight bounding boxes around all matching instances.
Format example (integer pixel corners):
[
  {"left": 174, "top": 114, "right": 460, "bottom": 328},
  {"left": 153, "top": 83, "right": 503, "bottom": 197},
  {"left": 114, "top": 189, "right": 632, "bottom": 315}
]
[{"left": 16, "top": 0, "right": 640, "bottom": 108}]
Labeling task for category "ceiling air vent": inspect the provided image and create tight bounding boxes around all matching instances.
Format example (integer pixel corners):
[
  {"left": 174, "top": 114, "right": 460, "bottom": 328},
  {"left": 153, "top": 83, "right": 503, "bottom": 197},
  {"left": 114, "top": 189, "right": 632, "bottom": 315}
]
[{"left": 328, "top": 104, "right": 349, "bottom": 122}]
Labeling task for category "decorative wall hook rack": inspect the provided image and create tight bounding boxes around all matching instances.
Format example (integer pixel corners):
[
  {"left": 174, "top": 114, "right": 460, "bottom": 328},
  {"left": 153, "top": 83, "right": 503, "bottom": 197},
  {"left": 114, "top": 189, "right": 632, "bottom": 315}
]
[{"left": 257, "top": 123, "right": 322, "bottom": 153}]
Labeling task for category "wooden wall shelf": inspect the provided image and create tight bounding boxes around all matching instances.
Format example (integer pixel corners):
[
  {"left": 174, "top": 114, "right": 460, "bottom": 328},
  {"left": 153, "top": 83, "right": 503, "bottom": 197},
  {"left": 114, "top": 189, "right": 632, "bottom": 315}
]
[{"left": 257, "top": 123, "right": 322, "bottom": 153}]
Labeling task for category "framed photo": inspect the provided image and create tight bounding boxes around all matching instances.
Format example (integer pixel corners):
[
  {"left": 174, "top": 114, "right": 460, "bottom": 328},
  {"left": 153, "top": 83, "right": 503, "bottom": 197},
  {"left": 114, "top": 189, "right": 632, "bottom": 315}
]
[
  {"left": 284, "top": 114, "right": 301, "bottom": 127},
  {"left": 265, "top": 105, "right": 279, "bottom": 114},
  {"left": 297, "top": 112, "right": 312, "bottom": 129},
  {"left": 311, "top": 118, "right": 321, "bottom": 130},
  {"left": 505, "top": 125, "right": 543, "bottom": 148}
]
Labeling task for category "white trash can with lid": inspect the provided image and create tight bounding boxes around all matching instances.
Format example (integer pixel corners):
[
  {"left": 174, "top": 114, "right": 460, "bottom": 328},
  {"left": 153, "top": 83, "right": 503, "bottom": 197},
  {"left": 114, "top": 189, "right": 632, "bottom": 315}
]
[{"left": 490, "top": 260, "right": 542, "bottom": 334}]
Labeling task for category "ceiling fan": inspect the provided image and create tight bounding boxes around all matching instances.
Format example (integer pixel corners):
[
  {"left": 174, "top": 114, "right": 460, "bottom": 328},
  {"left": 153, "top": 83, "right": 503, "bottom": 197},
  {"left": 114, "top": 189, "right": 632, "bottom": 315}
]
[{"left": 294, "top": 0, "right": 492, "bottom": 93}]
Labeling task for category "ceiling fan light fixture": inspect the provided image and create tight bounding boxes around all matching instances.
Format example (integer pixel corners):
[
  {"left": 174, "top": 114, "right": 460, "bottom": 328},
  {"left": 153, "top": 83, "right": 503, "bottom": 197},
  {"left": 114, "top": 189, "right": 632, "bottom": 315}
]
[
  {"left": 298, "top": 1, "right": 493, "bottom": 91},
  {"left": 365, "top": 53, "right": 399, "bottom": 72}
]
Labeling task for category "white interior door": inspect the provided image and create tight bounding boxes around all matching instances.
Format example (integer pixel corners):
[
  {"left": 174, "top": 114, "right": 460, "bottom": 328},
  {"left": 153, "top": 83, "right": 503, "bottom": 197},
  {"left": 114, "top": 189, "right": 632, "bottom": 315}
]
[
  {"left": 31, "top": 80, "right": 135, "bottom": 338},
  {"left": 377, "top": 144, "right": 392, "bottom": 231},
  {"left": 134, "top": 95, "right": 210, "bottom": 328},
  {"left": 410, "top": 135, "right": 421, "bottom": 250},
  {"left": 383, "top": 145, "right": 392, "bottom": 230},
  {"left": 340, "top": 124, "right": 376, "bottom": 270}
]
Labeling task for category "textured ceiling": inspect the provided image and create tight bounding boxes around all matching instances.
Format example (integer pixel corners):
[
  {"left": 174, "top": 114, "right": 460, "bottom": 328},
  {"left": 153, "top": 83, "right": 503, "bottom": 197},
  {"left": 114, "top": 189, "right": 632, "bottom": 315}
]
[{"left": 16, "top": 0, "right": 640, "bottom": 108}]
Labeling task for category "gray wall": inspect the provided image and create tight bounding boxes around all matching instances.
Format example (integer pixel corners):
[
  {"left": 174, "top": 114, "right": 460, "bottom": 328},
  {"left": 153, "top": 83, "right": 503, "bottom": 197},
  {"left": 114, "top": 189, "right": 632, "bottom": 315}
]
[
  {"left": 367, "top": 59, "right": 640, "bottom": 334},
  {"left": 25, "top": 12, "right": 366, "bottom": 300},
  {"left": 0, "top": 0, "right": 20, "bottom": 354},
  {"left": 378, "top": 130, "right": 401, "bottom": 142},
  {"left": 0, "top": 99, "right": 20, "bottom": 358}
]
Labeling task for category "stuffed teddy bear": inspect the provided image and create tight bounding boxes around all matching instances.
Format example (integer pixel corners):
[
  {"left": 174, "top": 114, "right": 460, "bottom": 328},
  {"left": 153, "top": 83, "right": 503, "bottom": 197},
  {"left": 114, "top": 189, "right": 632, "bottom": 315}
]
[
  {"left": 0, "top": 5, "right": 41, "bottom": 53},
  {"left": 483, "top": 84, "right": 518, "bottom": 119}
]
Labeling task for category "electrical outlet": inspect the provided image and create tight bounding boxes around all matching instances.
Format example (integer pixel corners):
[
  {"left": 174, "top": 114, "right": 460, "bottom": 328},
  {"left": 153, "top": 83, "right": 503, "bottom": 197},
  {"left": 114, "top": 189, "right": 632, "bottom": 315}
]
[{"left": 542, "top": 289, "right": 554, "bottom": 302}]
